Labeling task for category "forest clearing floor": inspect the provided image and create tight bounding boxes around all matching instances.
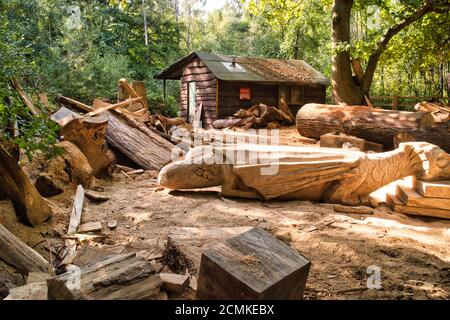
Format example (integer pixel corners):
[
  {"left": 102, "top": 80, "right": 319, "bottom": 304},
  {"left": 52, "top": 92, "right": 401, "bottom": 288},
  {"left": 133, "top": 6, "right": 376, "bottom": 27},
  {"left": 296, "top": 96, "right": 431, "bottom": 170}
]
[{"left": 1, "top": 127, "right": 449, "bottom": 300}]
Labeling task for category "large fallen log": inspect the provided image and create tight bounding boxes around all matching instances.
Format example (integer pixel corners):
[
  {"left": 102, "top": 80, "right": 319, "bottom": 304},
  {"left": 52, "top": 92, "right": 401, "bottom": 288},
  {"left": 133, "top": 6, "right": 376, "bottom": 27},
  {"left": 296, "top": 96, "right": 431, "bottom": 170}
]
[
  {"left": 296, "top": 104, "right": 450, "bottom": 151},
  {"left": 0, "top": 145, "right": 52, "bottom": 226},
  {"left": 105, "top": 110, "right": 172, "bottom": 170},
  {"left": 0, "top": 224, "right": 52, "bottom": 274},
  {"left": 47, "top": 253, "right": 162, "bottom": 300}
]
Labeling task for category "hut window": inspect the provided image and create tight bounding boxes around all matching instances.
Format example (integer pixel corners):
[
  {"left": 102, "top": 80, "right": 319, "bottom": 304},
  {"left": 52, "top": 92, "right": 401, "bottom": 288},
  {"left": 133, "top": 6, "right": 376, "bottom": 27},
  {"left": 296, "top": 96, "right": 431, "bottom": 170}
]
[
  {"left": 290, "top": 86, "right": 302, "bottom": 104},
  {"left": 280, "top": 85, "right": 303, "bottom": 104}
]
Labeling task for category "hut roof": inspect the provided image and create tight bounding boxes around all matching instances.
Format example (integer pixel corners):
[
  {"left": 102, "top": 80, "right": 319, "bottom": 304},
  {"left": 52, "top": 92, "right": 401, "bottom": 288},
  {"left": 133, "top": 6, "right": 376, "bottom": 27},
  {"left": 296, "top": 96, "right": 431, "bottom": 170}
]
[{"left": 155, "top": 52, "right": 330, "bottom": 87}]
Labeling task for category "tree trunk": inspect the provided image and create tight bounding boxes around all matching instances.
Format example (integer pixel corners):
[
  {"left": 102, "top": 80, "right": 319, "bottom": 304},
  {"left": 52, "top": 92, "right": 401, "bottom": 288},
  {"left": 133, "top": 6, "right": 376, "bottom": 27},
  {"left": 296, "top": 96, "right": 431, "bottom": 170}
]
[
  {"left": 0, "top": 145, "right": 52, "bottom": 226},
  {"left": 142, "top": 0, "right": 148, "bottom": 47},
  {"left": 0, "top": 224, "right": 52, "bottom": 274},
  {"left": 331, "top": 0, "right": 446, "bottom": 105},
  {"left": 296, "top": 104, "right": 450, "bottom": 151},
  {"left": 331, "top": 0, "right": 364, "bottom": 105}
]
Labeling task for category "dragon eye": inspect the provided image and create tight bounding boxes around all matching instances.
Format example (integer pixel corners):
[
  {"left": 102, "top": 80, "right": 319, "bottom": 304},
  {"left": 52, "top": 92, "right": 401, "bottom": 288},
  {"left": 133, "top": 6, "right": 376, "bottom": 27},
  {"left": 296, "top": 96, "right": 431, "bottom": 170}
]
[{"left": 436, "top": 154, "right": 450, "bottom": 168}]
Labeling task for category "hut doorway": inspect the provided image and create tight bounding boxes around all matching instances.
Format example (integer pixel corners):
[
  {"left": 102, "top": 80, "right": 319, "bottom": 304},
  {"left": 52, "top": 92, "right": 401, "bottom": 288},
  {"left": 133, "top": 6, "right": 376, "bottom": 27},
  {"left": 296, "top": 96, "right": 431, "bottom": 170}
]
[{"left": 188, "top": 81, "right": 196, "bottom": 123}]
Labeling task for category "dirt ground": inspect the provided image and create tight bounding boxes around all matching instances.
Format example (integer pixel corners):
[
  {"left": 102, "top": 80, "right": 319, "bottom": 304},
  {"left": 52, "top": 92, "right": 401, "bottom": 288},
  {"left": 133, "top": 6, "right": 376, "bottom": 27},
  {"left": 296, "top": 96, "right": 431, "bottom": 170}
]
[{"left": 1, "top": 127, "right": 449, "bottom": 300}]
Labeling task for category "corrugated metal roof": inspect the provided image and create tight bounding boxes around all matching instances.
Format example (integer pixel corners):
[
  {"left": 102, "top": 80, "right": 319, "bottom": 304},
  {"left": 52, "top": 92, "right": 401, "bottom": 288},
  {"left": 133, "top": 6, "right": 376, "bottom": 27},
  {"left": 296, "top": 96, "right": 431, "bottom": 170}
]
[{"left": 155, "top": 52, "right": 330, "bottom": 86}]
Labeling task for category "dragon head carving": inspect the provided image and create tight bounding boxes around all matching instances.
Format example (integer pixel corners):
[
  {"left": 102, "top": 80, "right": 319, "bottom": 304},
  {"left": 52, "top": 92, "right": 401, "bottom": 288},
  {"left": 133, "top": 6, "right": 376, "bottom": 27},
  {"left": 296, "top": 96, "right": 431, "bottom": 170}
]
[
  {"left": 402, "top": 142, "right": 450, "bottom": 181},
  {"left": 158, "top": 147, "right": 224, "bottom": 190}
]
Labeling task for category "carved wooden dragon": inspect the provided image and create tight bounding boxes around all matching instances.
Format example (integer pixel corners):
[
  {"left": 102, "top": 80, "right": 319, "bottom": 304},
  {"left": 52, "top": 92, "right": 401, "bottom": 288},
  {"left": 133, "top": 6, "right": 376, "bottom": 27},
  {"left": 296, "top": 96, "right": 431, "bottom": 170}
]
[{"left": 158, "top": 142, "right": 450, "bottom": 205}]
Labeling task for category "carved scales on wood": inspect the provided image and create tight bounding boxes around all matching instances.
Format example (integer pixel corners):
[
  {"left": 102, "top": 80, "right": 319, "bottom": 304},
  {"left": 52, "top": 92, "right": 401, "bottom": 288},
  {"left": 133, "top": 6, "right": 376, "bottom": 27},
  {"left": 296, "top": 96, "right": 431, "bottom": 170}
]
[{"left": 158, "top": 142, "right": 450, "bottom": 206}]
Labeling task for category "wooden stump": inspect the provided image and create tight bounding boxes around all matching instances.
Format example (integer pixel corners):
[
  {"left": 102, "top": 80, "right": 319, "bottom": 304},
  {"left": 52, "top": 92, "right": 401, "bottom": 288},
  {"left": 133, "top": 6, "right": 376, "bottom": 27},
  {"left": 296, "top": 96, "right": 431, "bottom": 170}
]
[
  {"left": 0, "top": 145, "right": 52, "bottom": 226},
  {"left": 47, "top": 253, "right": 162, "bottom": 300},
  {"left": 196, "top": 228, "right": 311, "bottom": 300}
]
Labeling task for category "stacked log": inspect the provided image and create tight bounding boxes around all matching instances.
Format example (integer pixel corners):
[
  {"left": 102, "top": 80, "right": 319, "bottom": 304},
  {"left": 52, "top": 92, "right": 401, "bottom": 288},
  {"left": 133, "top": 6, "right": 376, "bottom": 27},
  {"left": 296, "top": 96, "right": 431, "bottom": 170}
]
[{"left": 296, "top": 104, "right": 449, "bottom": 152}]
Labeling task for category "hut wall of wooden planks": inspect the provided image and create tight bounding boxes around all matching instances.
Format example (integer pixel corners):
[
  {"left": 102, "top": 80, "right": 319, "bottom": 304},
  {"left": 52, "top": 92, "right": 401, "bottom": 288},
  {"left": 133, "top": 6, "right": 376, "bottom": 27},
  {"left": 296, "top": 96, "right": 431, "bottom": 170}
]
[{"left": 180, "top": 59, "right": 217, "bottom": 128}]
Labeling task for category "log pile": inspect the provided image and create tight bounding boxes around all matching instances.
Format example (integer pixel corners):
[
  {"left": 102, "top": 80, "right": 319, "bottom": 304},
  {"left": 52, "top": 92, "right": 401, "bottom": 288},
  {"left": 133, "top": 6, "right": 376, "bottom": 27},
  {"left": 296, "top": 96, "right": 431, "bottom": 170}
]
[
  {"left": 213, "top": 102, "right": 295, "bottom": 130},
  {"left": 55, "top": 79, "right": 174, "bottom": 172},
  {"left": 297, "top": 104, "right": 450, "bottom": 152}
]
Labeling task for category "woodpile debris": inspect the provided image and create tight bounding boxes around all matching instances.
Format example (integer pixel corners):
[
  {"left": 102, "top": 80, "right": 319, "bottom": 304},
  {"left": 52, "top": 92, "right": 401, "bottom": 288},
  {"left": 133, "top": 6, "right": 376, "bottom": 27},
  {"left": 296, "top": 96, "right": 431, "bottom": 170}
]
[
  {"left": 47, "top": 253, "right": 162, "bottom": 300},
  {"left": 213, "top": 102, "right": 295, "bottom": 130}
]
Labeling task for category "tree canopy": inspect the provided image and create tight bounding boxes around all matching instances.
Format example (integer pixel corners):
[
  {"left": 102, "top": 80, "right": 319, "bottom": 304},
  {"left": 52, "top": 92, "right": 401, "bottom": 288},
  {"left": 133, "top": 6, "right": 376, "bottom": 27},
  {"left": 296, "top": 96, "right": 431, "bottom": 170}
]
[{"left": 0, "top": 0, "right": 449, "bottom": 153}]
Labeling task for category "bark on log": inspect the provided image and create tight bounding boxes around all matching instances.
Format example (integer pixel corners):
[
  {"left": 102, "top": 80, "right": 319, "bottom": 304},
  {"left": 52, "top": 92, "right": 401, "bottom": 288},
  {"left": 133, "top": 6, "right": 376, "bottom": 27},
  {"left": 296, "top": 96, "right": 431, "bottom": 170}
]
[
  {"left": 296, "top": 104, "right": 449, "bottom": 151},
  {"left": 0, "top": 145, "right": 52, "bottom": 226},
  {"left": 104, "top": 110, "right": 172, "bottom": 170},
  {"left": 0, "top": 224, "right": 52, "bottom": 274},
  {"left": 47, "top": 253, "right": 162, "bottom": 300}
]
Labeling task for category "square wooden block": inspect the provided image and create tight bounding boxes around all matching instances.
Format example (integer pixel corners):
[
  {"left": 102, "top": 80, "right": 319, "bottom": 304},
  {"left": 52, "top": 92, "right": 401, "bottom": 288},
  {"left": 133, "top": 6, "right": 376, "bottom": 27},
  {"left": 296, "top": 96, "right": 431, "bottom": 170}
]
[{"left": 196, "top": 228, "right": 311, "bottom": 300}]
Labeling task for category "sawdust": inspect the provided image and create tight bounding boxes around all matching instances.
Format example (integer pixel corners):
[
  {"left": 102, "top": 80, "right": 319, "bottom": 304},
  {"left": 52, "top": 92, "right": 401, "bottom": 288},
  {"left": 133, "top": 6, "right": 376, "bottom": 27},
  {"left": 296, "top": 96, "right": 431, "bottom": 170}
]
[{"left": 0, "top": 127, "right": 449, "bottom": 300}]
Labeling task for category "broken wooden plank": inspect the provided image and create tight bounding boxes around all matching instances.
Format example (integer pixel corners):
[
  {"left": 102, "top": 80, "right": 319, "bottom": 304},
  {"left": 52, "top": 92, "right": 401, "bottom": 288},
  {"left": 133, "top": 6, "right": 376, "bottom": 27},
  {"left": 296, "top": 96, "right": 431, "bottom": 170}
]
[
  {"left": 334, "top": 205, "right": 374, "bottom": 215},
  {"left": 87, "top": 97, "right": 143, "bottom": 117},
  {"left": 159, "top": 273, "right": 190, "bottom": 293},
  {"left": 105, "top": 110, "right": 172, "bottom": 170},
  {"left": 119, "top": 79, "right": 145, "bottom": 111},
  {"left": 127, "top": 169, "right": 144, "bottom": 175},
  {"left": 396, "top": 184, "right": 450, "bottom": 211},
  {"left": 47, "top": 253, "right": 162, "bottom": 300},
  {"left": 72, "top": 245, "right": 115, "bottom": 267},
  {"left": 320, "top": 133, "right": 383, "bottom": 153},
  {"left": 196, "top": 228, "right": 311, "bottom": 300},
  {"left": 59, "top": 96, "right": 92, "bottom": 113},
  {"left": 0, "top": 224, "right": 52, "bottom": 274},
  {"left": 84, "top": 190, "right": 109, "bottom": 202},
  {"left": 51, "top": 107, "right": 81, "bottom": 127},
  {"left": 4, "top": 282, "right": 48, "bottom": 300},
  {"left": 387, "top": 194, "right": 450, "bottom": 220},
  {"left": 67, "top": 185, "right": 85, "bottom": 235},
  {"left": 369, "top": 177, "right": 413, "bottom": 207},
  {"left": 131, "top": 81, "right": 148, "bottom": 109},
  {"left": 414, "top": 178, "right": 450, "bottom": 199},
  {"left": 115, "top": 164, "right": 136, "bottom": 172},
  {"left": 78, "top": 222, "right": 102, "bottom": 234},
  {"left": 10, "top": 77, "right": 41, "bottom": 115}
]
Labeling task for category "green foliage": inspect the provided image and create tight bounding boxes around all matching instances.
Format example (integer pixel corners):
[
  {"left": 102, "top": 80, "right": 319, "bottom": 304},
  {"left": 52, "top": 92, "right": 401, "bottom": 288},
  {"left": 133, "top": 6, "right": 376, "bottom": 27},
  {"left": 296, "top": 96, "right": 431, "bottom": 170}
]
[{"left": 1, "top": 0, "right": 449, "bottom": 161}]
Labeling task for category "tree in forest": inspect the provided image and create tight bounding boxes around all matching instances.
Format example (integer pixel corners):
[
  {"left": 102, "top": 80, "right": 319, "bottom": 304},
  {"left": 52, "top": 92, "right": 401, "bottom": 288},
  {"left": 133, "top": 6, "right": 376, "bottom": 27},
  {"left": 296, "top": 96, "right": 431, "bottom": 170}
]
[{"left": 331, "top": 0, "right": 450, "bottom": 105}]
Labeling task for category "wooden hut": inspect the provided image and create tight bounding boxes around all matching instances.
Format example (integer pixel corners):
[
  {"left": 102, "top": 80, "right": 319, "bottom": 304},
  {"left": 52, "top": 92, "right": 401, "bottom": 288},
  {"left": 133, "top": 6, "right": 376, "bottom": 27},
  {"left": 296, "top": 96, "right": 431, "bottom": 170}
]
[{"left": 155, "top": 52, "right": 330, "bottom": 128}]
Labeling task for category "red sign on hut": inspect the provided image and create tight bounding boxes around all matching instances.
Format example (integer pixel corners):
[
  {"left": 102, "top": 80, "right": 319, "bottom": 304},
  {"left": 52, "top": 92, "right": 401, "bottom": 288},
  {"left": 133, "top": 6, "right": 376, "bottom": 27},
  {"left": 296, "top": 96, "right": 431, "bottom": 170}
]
[{"left": 240, "top": 88, "right": 251, "bottom": 100}]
